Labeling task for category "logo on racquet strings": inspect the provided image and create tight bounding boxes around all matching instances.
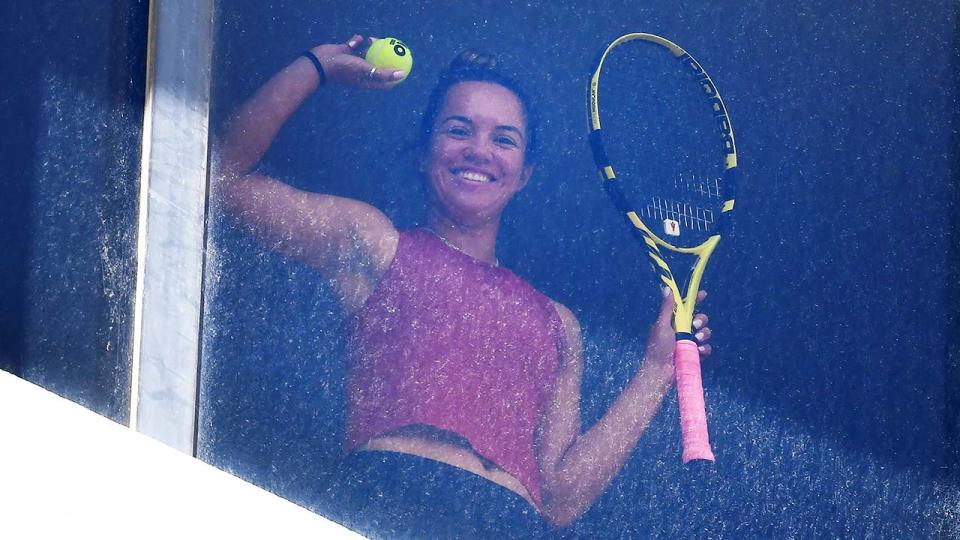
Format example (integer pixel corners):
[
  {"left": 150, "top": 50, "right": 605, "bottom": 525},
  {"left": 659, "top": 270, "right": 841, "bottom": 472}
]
[{"left": 664, "top": 218, "right": 680, "bottom": 236}]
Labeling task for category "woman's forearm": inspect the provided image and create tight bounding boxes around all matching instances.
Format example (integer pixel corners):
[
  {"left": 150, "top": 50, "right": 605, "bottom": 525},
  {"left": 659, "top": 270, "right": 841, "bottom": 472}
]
[
  {"left": 543, "top": 360, "right": 674, "bottom": 526},
  {"left": 219, "top": 55, "right": 323, "bottom": 176}
]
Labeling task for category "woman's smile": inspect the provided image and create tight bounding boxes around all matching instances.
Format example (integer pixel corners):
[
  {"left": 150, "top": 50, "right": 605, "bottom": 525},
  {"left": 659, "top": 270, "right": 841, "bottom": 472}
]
[{"left": 452, "top": 168, "right": 496, "bottom": 183}]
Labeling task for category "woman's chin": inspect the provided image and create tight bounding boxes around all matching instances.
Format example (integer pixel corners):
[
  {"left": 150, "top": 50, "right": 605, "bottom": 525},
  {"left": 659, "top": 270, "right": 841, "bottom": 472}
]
[
  {"left": 427, "top": 180, "right": 512, "bottom": 226},
  {"left": 436, "top": 200, "right": 503, "bottom": 227}
]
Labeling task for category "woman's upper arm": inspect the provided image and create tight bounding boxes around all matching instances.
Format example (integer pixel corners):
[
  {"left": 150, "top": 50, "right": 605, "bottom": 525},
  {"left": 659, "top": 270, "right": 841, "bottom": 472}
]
[
  {"left": 537, "top": 302, "right": 584, "bottom": 482},
  {"left": 220, "top": 173, "right": 398, "bottom": 310}
]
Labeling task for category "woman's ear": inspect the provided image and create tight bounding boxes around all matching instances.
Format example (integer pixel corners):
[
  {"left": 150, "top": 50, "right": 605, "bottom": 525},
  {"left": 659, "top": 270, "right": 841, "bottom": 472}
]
[{"left": 518, "top": 165, "right": 533, "bottom": 191}]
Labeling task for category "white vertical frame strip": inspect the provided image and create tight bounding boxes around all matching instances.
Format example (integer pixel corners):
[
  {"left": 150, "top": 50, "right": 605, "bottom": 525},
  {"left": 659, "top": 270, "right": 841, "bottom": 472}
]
[{"left": 130, "top": 0, "right": 214, "bottom": 454}]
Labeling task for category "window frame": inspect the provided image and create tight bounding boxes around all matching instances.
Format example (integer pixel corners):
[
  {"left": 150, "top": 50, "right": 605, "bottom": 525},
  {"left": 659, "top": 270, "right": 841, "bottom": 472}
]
[{"left": 129, "top": 0, "right": 215, "bottom": 455}]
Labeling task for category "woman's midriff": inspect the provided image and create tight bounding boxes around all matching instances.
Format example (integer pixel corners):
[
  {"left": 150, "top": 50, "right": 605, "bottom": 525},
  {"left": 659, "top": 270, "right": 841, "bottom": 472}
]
[{"left": 357, "top": 424, "right": 538, "bottom": 510}]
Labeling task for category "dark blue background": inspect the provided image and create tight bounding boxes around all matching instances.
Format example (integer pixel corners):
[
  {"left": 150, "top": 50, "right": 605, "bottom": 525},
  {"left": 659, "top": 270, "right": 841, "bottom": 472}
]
[
  {"left": 199, "top": 1, "right": 959, "bottom": 537},
  {"left": 0, "top": 1, "right": 145, "bottom": 422}
]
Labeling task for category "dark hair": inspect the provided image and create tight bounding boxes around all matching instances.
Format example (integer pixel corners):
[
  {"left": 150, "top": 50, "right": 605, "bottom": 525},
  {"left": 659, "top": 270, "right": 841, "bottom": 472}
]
[{"left": 418, "top": 50, "right": 539, "bottom": 163}]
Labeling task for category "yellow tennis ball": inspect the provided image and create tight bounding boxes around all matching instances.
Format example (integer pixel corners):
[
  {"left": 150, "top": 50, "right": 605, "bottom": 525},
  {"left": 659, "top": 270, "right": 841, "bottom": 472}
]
[{"left": 365, "top": 37, "right": 413, "bottom": 83}]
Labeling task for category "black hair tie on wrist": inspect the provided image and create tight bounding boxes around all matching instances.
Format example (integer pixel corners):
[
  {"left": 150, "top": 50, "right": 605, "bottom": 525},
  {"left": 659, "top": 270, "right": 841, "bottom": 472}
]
[{"left": 302, "top": 50, "right": 326, "bottom": 85}]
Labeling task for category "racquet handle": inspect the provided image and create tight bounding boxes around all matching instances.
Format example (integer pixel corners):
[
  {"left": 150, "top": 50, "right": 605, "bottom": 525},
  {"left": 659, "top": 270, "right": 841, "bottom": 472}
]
[{"left": 674, "top": 339, "right": 715, "bottom": 463}]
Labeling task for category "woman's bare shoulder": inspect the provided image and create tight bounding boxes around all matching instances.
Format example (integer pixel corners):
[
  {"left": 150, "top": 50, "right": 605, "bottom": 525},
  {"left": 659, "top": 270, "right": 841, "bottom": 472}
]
[
  {"left": 549, "top": 300, "right": 583, "bottom": 360},
  {"left": 549, "top": 301, "right": 579, "bottom": 330}
]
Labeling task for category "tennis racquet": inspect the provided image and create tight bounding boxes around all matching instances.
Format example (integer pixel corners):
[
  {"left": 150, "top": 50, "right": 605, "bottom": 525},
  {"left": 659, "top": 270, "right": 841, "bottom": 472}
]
[{"left": 587, "top": 33, "right": 738, "bottom": 463}]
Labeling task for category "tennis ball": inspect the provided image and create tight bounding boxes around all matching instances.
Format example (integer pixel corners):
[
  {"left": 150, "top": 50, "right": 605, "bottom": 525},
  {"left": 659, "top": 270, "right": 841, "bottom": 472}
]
[{"left": 365, "top": 37, "right": 413, "bottom": 83}]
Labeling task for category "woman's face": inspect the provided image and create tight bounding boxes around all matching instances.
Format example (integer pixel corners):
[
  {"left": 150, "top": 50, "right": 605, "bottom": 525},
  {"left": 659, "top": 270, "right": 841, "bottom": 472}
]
[{"left": 424, "top": 81, "right": 533, "bottom": 227}]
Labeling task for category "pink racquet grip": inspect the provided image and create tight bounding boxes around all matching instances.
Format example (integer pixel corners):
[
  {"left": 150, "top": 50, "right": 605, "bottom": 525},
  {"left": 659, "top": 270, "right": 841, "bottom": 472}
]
[{"left": 674, "top": 339, "right": 715, "bottom": 463}]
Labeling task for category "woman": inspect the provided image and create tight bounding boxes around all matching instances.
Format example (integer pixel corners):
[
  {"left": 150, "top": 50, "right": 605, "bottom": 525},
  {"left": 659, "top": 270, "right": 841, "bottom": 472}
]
[{"left": 218, "top": 35, "right": 713, "bottom": 535}]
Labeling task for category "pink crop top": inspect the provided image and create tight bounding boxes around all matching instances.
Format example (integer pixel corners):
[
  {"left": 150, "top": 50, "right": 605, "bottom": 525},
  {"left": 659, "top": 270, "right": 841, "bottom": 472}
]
[{"left": 344, "top": 228, "right": 565, "bottom": 508}]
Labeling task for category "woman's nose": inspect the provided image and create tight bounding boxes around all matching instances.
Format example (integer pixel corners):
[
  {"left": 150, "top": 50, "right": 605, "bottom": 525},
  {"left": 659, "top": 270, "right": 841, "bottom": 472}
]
[{"left": 464, "top": 140, "right": 493, "bottom": 163}]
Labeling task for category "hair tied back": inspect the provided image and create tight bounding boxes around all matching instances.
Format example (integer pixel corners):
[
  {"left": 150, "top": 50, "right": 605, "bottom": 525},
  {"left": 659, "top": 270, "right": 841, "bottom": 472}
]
[{"left": 448, "top": 50, "right": 499, "bottom": 74}]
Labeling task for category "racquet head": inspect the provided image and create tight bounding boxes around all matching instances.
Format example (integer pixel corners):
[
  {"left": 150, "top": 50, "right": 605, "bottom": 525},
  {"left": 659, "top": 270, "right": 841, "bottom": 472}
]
[{"left": 588, "top": 33, "right": 738, "bottom": 334}]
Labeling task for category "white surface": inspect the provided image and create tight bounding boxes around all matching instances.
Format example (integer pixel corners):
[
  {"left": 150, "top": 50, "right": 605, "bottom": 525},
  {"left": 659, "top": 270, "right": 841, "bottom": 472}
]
[{"left": 0, "top": 371, "right": 363, "bottom": 540}]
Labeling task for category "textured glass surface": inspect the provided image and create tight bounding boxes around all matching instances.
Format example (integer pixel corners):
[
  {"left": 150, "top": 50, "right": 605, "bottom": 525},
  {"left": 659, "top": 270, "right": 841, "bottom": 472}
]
[
  {"left": 199, "top": 1, "right": 960, "bottom": 537},
  {"left": 0, "top": 1, "right": 147, "bottom": 423}
]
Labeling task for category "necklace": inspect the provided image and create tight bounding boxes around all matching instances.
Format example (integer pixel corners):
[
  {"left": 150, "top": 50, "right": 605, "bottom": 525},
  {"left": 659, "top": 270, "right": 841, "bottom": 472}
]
[{"left": 424, "top": 227, "right": 500, "bottom": 267}]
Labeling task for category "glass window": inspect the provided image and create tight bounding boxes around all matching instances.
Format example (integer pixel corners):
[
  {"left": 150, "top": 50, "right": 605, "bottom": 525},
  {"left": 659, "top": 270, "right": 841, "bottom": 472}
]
[
  {"left": 1, "top": 1, "right": 148, "bottom": 423},
  {"left": 198, "top": 2, "right": 959, "bottom": 537}
]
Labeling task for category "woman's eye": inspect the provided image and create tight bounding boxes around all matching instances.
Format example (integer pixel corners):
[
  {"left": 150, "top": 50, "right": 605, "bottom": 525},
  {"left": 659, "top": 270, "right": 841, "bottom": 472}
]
[
  {"left": 447, "top": 127, "right": 469, "bottom": 137},
  {"left": 496, "top": 136, "right": 518, "bottom": 147}
]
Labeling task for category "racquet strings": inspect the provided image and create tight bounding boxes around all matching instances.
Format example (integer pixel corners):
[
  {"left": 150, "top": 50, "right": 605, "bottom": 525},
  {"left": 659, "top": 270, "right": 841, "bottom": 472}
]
[{"left": 600, "top": 40, "right": 726, "bottom": 251}]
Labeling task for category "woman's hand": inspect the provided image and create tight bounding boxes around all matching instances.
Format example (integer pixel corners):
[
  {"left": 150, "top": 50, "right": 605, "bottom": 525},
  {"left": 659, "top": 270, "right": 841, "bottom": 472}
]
[
  {"left": 310, "top": 35, "right": 406, "bottom": 89},
  {"left": 644, "top": 288, "right": 713, "bottom": 374}
]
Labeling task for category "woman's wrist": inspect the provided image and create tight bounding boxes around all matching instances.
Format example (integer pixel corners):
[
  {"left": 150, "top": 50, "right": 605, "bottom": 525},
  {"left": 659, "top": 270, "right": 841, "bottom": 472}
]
[
  {"left": 298, "top": 45, "right": 340, "bottom": 87},
  {"left": 640, "top": 354, "right": 676, "bottom": 389},
  {"left": 301, "top": 50, "right": 326, "bottom": 85}
]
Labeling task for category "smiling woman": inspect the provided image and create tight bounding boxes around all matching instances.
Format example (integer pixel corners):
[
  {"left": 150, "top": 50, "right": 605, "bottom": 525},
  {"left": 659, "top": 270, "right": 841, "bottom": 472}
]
[
  {"left": 422, "top": 80, "right": 532, "bottom": 261},
  {"left": 214, "top": 36, "right": 713, "bottom": 538}
]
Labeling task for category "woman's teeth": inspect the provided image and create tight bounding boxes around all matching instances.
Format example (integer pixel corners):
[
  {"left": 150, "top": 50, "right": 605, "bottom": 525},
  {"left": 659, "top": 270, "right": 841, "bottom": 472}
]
[{"left": 457, "top": 170, "right": 493, "bottom": 183}]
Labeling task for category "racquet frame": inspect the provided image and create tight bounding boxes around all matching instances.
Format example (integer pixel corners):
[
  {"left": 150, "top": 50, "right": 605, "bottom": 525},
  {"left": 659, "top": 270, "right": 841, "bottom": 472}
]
[{"left": 587, "top": 32, "right": 738, "bottom": 463}]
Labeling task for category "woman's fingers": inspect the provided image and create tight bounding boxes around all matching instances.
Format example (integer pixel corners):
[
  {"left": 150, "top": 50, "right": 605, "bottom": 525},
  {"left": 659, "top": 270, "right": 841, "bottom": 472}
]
[
  {"left": 692, "top": 290, "right": 712, "bottom": 358},
  {"left": 692, "top": 309, "right": 711, "bottom": 359},
  {"left": 358, "top": 64, "right": 405, "bottom": 88},
  {"left": 694, "top": 326, "right": 711, "bottom": 343},
  {"left": 350, "top": 36, "right": 380, "bottom": 57},
  {"left": 692, "top": 312, "right": 709, "bottom": 331},
  {"left": 328, "top": 56, "right": 402, "bottom": 89},
  {"left": 369, "top": 66, "right": 406, "bottom": 84},
  {"left": 658, "top": 286, "right": 676, "bottom": 323}
]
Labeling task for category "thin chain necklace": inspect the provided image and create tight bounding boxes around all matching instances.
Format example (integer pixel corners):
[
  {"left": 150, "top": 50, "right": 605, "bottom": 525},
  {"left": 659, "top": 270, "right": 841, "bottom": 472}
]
[{"left": 424, "top": 227, "right": 499, "bottom": 267}]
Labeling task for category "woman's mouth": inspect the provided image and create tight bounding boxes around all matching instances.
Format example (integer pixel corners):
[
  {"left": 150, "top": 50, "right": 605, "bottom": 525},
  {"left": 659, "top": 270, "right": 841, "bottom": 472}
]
[{"left": 452, "top": 168, "right": 495, "bottom": 183}]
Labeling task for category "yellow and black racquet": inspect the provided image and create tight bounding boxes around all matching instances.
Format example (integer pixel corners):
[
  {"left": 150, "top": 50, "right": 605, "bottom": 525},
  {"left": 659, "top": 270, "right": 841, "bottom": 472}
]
[{"left": 587, "top": 33, "right": 737, "bottom": 463}]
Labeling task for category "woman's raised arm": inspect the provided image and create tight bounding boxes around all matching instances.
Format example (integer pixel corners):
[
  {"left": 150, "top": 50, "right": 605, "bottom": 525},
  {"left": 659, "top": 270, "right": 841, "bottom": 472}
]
[{"left": 215, "top": 36, "right": 406, "bottom": 312}]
